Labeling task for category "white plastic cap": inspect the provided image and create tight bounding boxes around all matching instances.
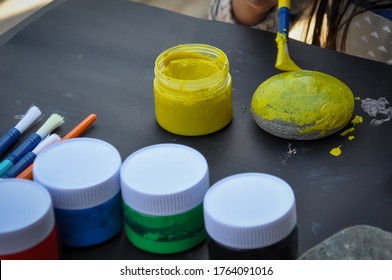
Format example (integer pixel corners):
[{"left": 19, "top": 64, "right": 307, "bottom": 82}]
[
  {"left": 0, "top": 179, "right": 55, "bottom": 255},
  {"left": 121, "top": 143, "right": 209, "bottom": 216},
  {"left": 204, "top": 173, "right": 297, "bottom": 249},
  {"left": 33, "top": 138, "right": 122, "bottom": 210}
]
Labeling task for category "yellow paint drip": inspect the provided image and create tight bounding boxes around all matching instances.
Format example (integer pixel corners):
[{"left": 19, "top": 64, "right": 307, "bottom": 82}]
[
  {"left": 351, "top": 115, "right": 363, "bottom": 124},
  {"left": 329, "top": 114, "right": 362, "bottom": 156},
  {"left": 251, "top": 71, "right": 355, "bottom": 139},
  {"left": 340, "top": 127, "right": 355, "bottom": 136},
  {"left": 330, "top": 145, "right": 342, "bottom": 156},
  {"left": 154, "top": 44, "right": 232, "bottom": 136}
]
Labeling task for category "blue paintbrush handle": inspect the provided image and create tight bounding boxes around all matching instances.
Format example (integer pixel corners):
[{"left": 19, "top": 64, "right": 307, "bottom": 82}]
[
  {"left": 0, "top": 160, "right": 13, "bottom": 177},
  {"left": 0, "top": 128, "right": 21, "bottom": 158},
  {"left": 2, "top": 151, "right": 37, "bottom": 178},
  {"left": 277, "top": 6, "right": 289, "bottom": 35},
  {"left": 0, "top": 133, "right": 42, "bottom": 176},
  {"left": 5, "top": 133, "right": 42, "bottom": 164}
]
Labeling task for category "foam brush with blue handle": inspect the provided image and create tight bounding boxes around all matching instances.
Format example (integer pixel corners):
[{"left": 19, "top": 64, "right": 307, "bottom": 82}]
[
  {"left": 275, "top": 0, "right": 301, "bottom": 71},
  {"left": 0, "top": 105, "right": 42, "bottom": 158},
  {"left": 0, "top": 113, "right": 64, "bottom": 177},
  {"left": 2, "top": 134, "right": 61, "bottom": 178}
]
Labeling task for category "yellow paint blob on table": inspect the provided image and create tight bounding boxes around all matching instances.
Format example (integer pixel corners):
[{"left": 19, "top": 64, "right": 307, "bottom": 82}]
[
  {"left": 330, "top": 145, "right": 342, "bottom": 156},
  {"left": 251, "top": 70, "right": 355, "bottom": 140},
  {"left": 340, "top": 127, "right": 355, "bottom": 136},
  {"left": 348, "top": 136, "right": 355, "bottom": 141},
  {"left": 351, "top": 115, "right": 363, "bottom": 124},
  {"left": 154, "top": 44, "right": 232, "bottom": 136}
]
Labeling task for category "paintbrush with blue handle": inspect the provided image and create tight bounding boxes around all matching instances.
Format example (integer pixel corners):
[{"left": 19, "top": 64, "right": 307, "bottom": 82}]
[
  {"left": 2, "top": 134, "right": 61, "bottom": 178},
  {"left": 0, "top": 105, "right": 42, "bottom": 158},
  {"left": 0, "top": 113, "right": 64, "bottom": 177}
]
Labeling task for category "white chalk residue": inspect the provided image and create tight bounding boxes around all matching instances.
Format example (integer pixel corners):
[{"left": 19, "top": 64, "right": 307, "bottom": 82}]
[
  {"left": 281, "top": 143, "right": 297, "bottom": 165},
  {"left": 361, "top": 97, "right": 392, "bottom": 127},
  {"left": 311, "top": 221, "right": 322, "bottom": 235}
]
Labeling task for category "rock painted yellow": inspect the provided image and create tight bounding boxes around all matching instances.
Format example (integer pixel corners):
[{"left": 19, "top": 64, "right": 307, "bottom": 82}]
[{"left": 251, "top": 70, "right": 355, "bottom": 140}]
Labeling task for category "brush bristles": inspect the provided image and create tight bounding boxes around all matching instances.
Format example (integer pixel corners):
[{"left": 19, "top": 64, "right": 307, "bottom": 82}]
[
  {"left": 15, "top": 105, "right": 43, "bottom": 133},
  {"left": 36, "top": 113, "right": 65, "bottom": 138},
  {"left": 32, "top": 134, "right": 61, "bottom": 154}
]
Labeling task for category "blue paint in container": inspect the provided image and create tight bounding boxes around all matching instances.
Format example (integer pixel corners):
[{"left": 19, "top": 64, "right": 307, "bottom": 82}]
[
  {"left": 33, "top": 138, "right": 123, "bottom": 247},
  {"left": 54, "top": 192, "right": 122, "bottom": 246}
]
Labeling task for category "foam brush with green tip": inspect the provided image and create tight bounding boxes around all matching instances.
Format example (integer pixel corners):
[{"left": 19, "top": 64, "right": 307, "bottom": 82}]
[{"left": 0, "top": 113, "right": 64, "bottom": 177}]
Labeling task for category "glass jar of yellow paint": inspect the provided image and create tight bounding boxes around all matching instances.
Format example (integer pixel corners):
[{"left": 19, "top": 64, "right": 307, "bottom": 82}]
[{"left": 154, "top": 44, "right": 232, "bottom": 136}]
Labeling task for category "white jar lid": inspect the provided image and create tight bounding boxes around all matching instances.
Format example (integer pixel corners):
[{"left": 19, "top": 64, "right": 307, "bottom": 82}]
[
  {"left": 33, "top": 138, "right": 122, "bottom": 210},
  {"left": 204, "top": 173, "right": 296, "bottom": 249},
  {"left": 0, "top": 179, "right": 55, "bottom": 255},
  {"left": 121, "top": 143, "right": 209, "bottom": 216}
]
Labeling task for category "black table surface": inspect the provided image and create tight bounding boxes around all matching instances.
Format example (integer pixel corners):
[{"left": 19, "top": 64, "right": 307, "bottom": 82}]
[{"left": 0, "top": 0, "right": 391, "bottom": 260}]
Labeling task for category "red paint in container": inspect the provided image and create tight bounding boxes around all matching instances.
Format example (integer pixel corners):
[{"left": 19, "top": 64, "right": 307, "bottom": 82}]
[{"left": 0, "top": 179, "right": 59, "bottom": 260}]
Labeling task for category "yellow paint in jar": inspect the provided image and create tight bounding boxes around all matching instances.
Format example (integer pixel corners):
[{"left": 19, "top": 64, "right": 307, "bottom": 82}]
[{"left": 154, "top": 44, "right": 232, "bottom": 136}]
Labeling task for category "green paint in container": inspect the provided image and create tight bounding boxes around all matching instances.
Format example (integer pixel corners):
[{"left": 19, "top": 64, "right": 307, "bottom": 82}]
[{"left": 120, "top": 143, "right": 209, "bottom": 254}]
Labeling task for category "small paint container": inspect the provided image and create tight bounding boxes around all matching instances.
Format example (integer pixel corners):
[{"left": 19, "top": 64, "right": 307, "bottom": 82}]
[
  {"left": 33, "top": 138, "right": 123, "bottom": 247},
  {"left": 121, "top": 143, "right": 209, "bottom": 254},
  {"left": 0, "top": 179, "right": 59, "bottom": 259},
  {"left": 154, "top": 44, "right": 232, "bottom": 136},
  {"left": 204, "top": 173, "right": 298, "bottom": 260}
]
